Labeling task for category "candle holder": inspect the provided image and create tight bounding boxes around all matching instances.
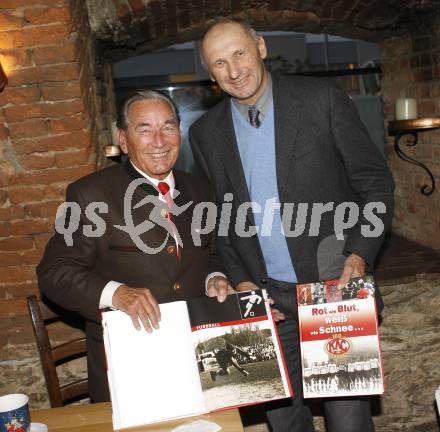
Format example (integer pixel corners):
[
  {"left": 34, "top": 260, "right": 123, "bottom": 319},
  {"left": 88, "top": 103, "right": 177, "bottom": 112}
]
[{"left": 388, "top": 117, "right": 440, "bottom": 196}]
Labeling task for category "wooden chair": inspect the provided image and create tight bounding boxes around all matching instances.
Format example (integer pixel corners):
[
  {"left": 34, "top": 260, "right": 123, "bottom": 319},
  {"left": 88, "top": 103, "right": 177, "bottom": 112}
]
[{"left": 27, "top": 295, "right": 89, "bottom": 407}]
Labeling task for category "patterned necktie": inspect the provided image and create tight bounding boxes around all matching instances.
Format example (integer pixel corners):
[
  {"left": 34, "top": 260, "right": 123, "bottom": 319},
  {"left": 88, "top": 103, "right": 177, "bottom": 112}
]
[
  {"left": 157, "top": 181, "right": 180, "bottom": 259},
  {"left": 248, "top": 105, "right": 261, "bottom": 128}
]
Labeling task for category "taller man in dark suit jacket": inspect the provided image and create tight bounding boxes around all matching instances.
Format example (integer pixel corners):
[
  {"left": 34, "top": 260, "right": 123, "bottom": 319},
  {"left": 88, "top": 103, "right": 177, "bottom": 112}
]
[
  {"left": 189, "top": 19, "right": 394, "bottom": 432},
  {"left": 38, "top": 90, "right": 231, "bottom": 402}
]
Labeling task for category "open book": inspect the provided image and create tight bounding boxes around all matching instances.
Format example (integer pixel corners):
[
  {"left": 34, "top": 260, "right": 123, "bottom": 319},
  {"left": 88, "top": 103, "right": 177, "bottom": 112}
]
[
  {"left": 102, "top": 289, "right": 292, "bottom": 430},
  {"left": 297, "top": 275, "right": 384, "bottom": 398}
]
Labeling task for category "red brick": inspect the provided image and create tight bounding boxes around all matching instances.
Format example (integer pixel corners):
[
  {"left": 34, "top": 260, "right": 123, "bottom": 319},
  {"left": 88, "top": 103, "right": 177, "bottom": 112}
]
[
  {"left": 1, "top": 0, "right": 67, "bottom": 6},
  {"left": 10, "top": 219, "right": 47, "bottom": 235},
  {"left": 0, "top": 191, "right": 7, "bottom": 206},
  {"left": 41, "top": 81, "right": 81, "bottom": 101},
  {"left": 22, "top": 24, "right": 70, "bottom": 47},
  {"left": 399, "top": 58, "right": 409, "bottom": 70},
  {"left": 8, "top": 320, "right": 36, "bottom": 343},
  {"left": 0, "top": 86, "right": 41, "bottom": 105},
  {"left": 0, "top": 124, "right": 9, "bottom": 141},
  {"left": 55, "top": 148, "right": 89, "bottom": 168},
  {"left": 43, "top": 99, "right": 84, "bottom": 118},
  {"left": 49, "top": 113, "right": 87, "bottom": 134},
  {"left": 418, "top": 100, "right": 436, "bottom": 115},
  {"left": 116, "top": 2, "right": 131, "bottom": 18},
  {"left": 18, "top": 164, "right": 94, "bottom": 187},
  {"left": 33, "top": 41, "right": 76, "bottom": 65},
  {"left": 0, "top": 11, "right": 25, "bottom": 29},
  {"left": 24, "top": 6, "right": 70, "bottom": 25},
  {"left": 7, "top": 63, "right": 79, "bottom": 86},
  {"left": 419, "top": 53, "right": 432, "bottom": 68},
  {"left": 24, "top": 201, "right": 63, "bottom": 218},
  {"left": 0, "top": 265, "right": 36, "bottom": 283},
  {"left": 8, "top": 119, "right": 47, "bottom": 139},
  {"left": 0, "top": 222, "right": 10, "bottom": 237},
  {"left": 44, "top": 184, "right": 67, "bottom": 200},
  {"left": 0, "top": 206, "right": 25, "bottom": 221},
  {"left": 19, "top": 154, "right": 55, "bottom": 170},
  {"left": 5, "top": 281, "right": 38, "bottom": 299},
  {"left": 412, "top": 69, "right": 433, "bottom": 82},
  {"left": 0, "top": 30, "right": 25, "bottom": 49},
  {"left": 0, "top": 252, "right": 21, "bottom": 267},
  {"left": 0, "top": 48, "right": 32, "bottom": 69},
  {"left": 0, "top": 237, "right": 34, "bottom": 251},
  {"left": 0, "top": 298, "right": 28, "bottom": 318},
  {"left": 34, "top": 233, "right": 51, "bottom": 249},
  {"left": 128, "top": 0, "right": 146, "bottom": 14},
  {"left": 412, "top": 36, "right": 431, "bottom": 52},
  {"left": 21, "top": 248, "right": 44, "bottom": 265},
  {"left": 4, "top": 103, "right": 45, "bottom": 122},
  {"left": 410, "top": 55, "right": 419, "bottom": 68},
  {"left": 7, "top": 187, "right": 45, "bottom": 204},
  {"left": 13, "top": 130, "right": 91, "bottom": 154}
]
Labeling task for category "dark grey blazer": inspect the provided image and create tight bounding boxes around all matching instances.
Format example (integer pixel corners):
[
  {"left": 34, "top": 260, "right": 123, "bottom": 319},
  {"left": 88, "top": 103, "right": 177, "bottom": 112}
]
[
  {"left": 37, "top": 160, "right": 222, "bottom": 402},
  {"left": 189, "top": 75, "right": 394, "bottom": 291}
]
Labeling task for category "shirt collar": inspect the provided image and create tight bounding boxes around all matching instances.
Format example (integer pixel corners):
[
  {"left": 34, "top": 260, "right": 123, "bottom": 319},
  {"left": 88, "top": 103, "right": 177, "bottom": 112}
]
[
  {"left": 129, "top": 161, "right": 175, "bottom": 196},
  {"left": 232, "top": 73, "right": 273, "bottom": 120}
]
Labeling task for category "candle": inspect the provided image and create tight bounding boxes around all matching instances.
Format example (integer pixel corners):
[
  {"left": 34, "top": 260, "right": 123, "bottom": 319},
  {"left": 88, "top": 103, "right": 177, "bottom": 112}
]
[{"left": 395, "top": 98, "right": 418, "bottom": 120}]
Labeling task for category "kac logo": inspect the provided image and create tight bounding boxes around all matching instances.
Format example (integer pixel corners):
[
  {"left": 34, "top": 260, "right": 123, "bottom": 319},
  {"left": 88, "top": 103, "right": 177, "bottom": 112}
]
[{"left": 325, "top": 337, "right": 351, "bottom": 355}]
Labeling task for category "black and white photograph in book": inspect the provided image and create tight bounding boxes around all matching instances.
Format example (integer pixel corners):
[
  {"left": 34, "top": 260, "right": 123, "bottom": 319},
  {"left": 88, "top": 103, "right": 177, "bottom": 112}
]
[{"left": 194, "top": 322, "right": 286, "bottom": 411}]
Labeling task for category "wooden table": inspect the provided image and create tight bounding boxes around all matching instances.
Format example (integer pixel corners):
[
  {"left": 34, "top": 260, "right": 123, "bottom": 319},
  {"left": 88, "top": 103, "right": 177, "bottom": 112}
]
[{"left": 31, "top": 402, "right": 244, "bottom": 431}]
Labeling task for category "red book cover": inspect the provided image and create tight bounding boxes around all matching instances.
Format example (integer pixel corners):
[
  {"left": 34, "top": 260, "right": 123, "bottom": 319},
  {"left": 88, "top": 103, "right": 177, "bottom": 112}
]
[{"left": 297, "top": 276, "right": 384, "bottom": 398}]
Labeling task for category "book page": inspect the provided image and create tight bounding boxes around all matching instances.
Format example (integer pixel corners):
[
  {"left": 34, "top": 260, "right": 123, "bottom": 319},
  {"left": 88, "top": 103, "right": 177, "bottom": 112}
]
[
  {"left": 187, "top": 290, "right": 292, "bottom": 411},
  {"left": 297, "top": 276, "right": 384, "bottom": 398},
  {"left": 102, "top": 302, "right": 205, "bottom": 429}
]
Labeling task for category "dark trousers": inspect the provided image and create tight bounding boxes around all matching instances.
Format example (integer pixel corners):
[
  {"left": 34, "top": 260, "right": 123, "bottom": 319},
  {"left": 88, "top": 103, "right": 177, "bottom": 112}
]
[{"left": 265, "top": 278, "right": 375, "bottom": 432}]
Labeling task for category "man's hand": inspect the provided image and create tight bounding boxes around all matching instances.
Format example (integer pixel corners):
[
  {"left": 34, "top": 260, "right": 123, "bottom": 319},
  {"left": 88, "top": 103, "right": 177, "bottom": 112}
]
[
  {"left": 112, "top": 285, "right": 161, "bottom": 332},
  {"left": 207, "top": 276, "right": 234, "bottom": 302},
  {"left": 337, "top": 253, "right": 366, "bottom": 290},
  {"left": 235, "top": 281, "right": 259, "bottom": 292},
  {"left": 267, "top": 297, "right": 286, "bottom": 322}
]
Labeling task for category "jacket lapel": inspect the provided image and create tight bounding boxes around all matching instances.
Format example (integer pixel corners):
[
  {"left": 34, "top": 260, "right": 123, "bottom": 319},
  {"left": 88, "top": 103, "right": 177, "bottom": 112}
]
[
  {"left": 212, "top": 99, "right": 252, "bottom": 206},
  {"left": 273, "top": 76, "right": 302, "bottom": 201}
]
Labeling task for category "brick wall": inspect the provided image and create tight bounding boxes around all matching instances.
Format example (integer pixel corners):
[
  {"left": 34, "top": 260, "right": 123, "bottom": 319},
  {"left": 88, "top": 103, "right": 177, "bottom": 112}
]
[
  {"left": 0, "top": 0, "right": 111, "bottom": 405},
  {"left": 380, "top": 16, "right": 440, "bottom": 250}
]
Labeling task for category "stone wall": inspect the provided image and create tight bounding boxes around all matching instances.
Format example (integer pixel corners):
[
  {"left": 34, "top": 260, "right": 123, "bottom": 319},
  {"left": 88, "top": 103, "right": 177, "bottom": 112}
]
[
  {"left": 380, "top": 16, "right": 440, "bottom": 251},
  {"left": 377, "top": 275, "right": 440, "bottom": 431}
]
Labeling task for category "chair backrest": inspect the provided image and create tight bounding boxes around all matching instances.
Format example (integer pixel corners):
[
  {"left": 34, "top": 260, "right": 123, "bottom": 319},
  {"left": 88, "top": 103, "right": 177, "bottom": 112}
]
[{"left": 27, "top": 295, "right": 88, "bottom": 407}]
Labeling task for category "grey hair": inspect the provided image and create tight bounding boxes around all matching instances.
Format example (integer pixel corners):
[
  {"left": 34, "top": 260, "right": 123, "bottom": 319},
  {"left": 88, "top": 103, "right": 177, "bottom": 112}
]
[
  {"left": 117, "top": 89, "right": 180, "bottom": 130},
  {"left": 199, "top": 18, "right": 259, "bottom": 69}
]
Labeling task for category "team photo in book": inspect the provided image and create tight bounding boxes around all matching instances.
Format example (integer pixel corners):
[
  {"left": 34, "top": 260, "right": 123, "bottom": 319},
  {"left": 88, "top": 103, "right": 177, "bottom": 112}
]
[
  {"left": 302, "top": 336, "right": 383, "bottom": 397},
  {"left": 194, "top": 321, "right": 286, "bottom": 411}
]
